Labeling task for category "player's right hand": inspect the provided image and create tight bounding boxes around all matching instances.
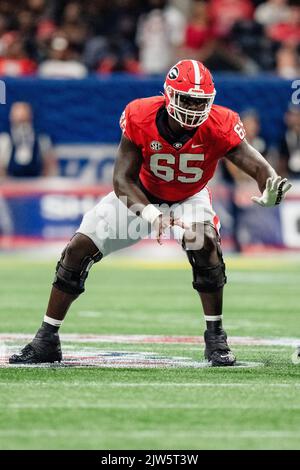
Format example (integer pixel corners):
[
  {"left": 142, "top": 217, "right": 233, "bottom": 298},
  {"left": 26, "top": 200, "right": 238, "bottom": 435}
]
[
  {"left": 153, "top": 212, "right": 189, "bottom": 245},
  {"left": 251, "top": 176, "right": 292, "bottom": 207}
]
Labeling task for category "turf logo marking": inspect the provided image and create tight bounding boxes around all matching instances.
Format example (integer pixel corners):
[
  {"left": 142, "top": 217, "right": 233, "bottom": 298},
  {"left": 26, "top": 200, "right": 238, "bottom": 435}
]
[
  {"left": 0, "top": 332, "right": 297, "bottom": 369},
  {"left": 0, "top": 335, "right": 265, "bottom": 369},
  {"left": 0, "top": 349, "right": 264, "bottom": 369}
]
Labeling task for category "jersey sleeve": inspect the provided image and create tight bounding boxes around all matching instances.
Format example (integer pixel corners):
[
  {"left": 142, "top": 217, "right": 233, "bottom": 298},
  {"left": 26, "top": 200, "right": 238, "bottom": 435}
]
[
  {"left": 221, "top": 110, "right": 246, "bottom": 155},
  {"left": 119, "top": 102, "right": 136, "bottom": 142}
]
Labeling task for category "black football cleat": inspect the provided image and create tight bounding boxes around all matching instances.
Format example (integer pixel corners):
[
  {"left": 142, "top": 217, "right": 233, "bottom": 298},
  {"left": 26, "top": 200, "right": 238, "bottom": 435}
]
[
  {"left": 9, "top": 331, "right": 62, "bottom": 364},
  {"left": 204, "top": 329, "right": 236, "bottom": 367}
]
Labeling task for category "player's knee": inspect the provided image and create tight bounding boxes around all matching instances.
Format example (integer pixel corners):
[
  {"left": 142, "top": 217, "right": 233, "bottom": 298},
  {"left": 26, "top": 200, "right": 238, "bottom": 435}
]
[
  {"left": 185, "top": 224, "right": 226, "bottom": 293},
  {"left": 184, "top": 223, "right": 219, "bottom": 261},
  {"left": 203, "top": 224, "right": 221, "bottom": 264},
  {"left": 63, "top": 234, "right": 98, "bottom": 267},
  {"left": 53, "top": 234, "right": 102, "bottom": 296}
]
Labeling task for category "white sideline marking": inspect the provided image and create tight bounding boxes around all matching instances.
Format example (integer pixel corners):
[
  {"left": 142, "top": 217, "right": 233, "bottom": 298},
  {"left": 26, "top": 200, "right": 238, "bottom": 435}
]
[
  {"left": 0, "top": 429, "right": 299, "bottom": 439},
  {"left": 3, "top": 403, "right": 300, "bottom": 410},
  {"left": 0, "top": 333, "right": 299, "bottom": 346},
  {"left": 0, "top": 382, "right": 299, "bottom": 388}
]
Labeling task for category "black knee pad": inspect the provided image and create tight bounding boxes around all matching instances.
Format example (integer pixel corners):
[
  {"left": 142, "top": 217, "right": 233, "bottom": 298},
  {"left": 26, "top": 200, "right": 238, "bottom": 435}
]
[
  {"left": 53, "top": 247, "right": 102, "bottom": 296},
  {"left": 186, "top": 245, "right": 227, "bottom": 293}
]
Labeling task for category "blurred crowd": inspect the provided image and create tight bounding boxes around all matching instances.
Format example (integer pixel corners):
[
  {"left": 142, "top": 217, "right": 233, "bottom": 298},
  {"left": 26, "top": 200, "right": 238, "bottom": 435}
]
[
  {"left": 0, "top": 0, "right": 299, "bottom": 78},
  {"left": 0, "top": 101, "right": 299, "bottom": 183},
  {"left": 220, "top": 105, "right": 300, "bottom": 184},
  {"left": 0, "top": 0, "right": 299, "bottom": 184}
]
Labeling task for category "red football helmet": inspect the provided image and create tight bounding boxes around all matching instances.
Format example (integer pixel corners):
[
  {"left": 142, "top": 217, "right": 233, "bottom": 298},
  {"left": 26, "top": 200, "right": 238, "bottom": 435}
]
[{"left": 164, "top": 60, "right": 216, "bottom": 128}]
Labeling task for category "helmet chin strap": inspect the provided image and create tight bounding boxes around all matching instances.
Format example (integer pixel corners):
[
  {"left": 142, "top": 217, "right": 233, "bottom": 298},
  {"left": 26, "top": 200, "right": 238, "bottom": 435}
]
[
  {"left": 168, "top": 111, "right": 197, "bottom": 133},
  {"left": 180, "top": 121, "right": 194, "bottom": 130}
]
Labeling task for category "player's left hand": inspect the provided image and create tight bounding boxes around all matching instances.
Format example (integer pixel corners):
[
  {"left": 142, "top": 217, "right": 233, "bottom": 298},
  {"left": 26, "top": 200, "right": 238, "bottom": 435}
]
[
  {"left": 251, "top": 176, "right": 292, "bottom": 207},
  {"left": 154, "top": 212, "right": 189, "bottom": 245}
]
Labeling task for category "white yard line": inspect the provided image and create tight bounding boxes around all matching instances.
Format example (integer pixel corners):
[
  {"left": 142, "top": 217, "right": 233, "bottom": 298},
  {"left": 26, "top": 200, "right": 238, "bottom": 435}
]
[
  {"left": 0, "top": 429, "right": 299, "bottom": 439},
  {"left": 0, "top": 382, "right": 299, "bottom": 388},
  {"left": 1, "top": 333, "right": 299, "bottom": 346},
  {"left": 2, "top": 403, "right": 300, "bottom": 410}
]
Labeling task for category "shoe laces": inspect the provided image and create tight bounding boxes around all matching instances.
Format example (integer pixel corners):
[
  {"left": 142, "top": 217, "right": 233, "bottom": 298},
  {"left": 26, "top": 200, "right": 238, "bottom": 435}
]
[{"left": 18, "top": 344, "right": 35, "bottom": 360}]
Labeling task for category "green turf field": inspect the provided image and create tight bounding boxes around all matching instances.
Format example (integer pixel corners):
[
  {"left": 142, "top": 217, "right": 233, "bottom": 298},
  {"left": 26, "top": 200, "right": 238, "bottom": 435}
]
[{"left": 0, "top": 255, "right": 300, "bottom": 450}]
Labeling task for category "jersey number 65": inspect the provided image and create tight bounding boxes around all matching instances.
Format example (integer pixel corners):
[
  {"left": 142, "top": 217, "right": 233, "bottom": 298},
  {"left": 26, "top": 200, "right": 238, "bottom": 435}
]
[{"left": 150, "top": 153, "right": 204, "bottom": 183}]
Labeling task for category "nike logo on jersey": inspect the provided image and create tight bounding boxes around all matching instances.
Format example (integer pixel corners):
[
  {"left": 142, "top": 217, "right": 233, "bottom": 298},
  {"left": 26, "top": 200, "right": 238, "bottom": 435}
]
[{"left": 191, "top": 144, "right": 204, "bottom": 148}]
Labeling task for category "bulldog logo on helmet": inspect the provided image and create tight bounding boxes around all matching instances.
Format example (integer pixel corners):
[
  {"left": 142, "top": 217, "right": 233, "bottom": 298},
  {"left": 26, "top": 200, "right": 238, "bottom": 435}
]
[{"left": 168, "top": 66, "right": 179, "bottom": 80}]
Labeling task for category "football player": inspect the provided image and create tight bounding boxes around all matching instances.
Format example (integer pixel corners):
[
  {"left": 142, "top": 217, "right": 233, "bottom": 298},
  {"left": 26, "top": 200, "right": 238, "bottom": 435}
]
[
  {"left": 292, "top": 347, "right": 300, "bottom": 364},
  {"left": 10, "top": 60, "right": 292, "bottom": 366}
]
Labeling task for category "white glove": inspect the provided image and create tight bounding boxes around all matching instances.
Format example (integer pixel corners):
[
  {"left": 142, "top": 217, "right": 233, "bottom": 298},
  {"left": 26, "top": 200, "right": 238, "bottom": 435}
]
[{"left": 251, "top": 176, "right": 292, "bottom": 207}]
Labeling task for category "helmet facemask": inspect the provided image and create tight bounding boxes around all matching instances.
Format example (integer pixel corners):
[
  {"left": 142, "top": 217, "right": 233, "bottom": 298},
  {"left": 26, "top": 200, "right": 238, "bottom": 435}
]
[{"left": 164, "top": 84, "right": 216, "bottom": 128}]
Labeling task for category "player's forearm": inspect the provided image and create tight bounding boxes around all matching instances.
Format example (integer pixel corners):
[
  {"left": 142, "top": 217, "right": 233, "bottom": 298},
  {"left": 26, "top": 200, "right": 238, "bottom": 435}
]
[
  {"left": 243, "top": 145, "right": 277, "bottom": 193},
  {"left": 113, "top": 135, "right": 153, "bottom": 213},
  {"left": 113, "top": 175, "right": 151, "bottom": 214},
  {"left": 226, "top": 140, "right": 277, "bottom": 193},
  {"left": 253, "top": 158, "right": 277, "bottom": 194}
]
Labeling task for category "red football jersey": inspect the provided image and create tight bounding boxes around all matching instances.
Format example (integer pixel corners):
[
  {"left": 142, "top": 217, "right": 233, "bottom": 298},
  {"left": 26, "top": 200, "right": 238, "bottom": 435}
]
[{"left": 120, "top": 96, "right": 245, "bottom": 201}]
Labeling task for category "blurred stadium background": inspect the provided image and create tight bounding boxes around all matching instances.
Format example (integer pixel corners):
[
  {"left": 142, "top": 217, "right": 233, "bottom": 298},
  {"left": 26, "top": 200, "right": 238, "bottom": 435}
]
[
  {"left": 0, "top": 0, "right": 300, "bottom": 451},
  {"left": 0, "top": 0, "right": 299, "bottom": 254}
]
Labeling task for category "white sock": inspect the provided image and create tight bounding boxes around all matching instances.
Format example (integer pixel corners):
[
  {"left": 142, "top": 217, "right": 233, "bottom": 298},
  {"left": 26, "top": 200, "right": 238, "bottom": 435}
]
[
  {"left": 43, "top": 315, "right": 63, "bottom": 328},
  {"left": 204, "top": 315, "right": 223, "bottom": 321}
]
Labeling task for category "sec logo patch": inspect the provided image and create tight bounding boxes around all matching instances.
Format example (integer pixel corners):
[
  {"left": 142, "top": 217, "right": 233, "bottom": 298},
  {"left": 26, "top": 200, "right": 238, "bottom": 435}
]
[{"left": 150, "top": 141, "right": 163, "bottom": 151}]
